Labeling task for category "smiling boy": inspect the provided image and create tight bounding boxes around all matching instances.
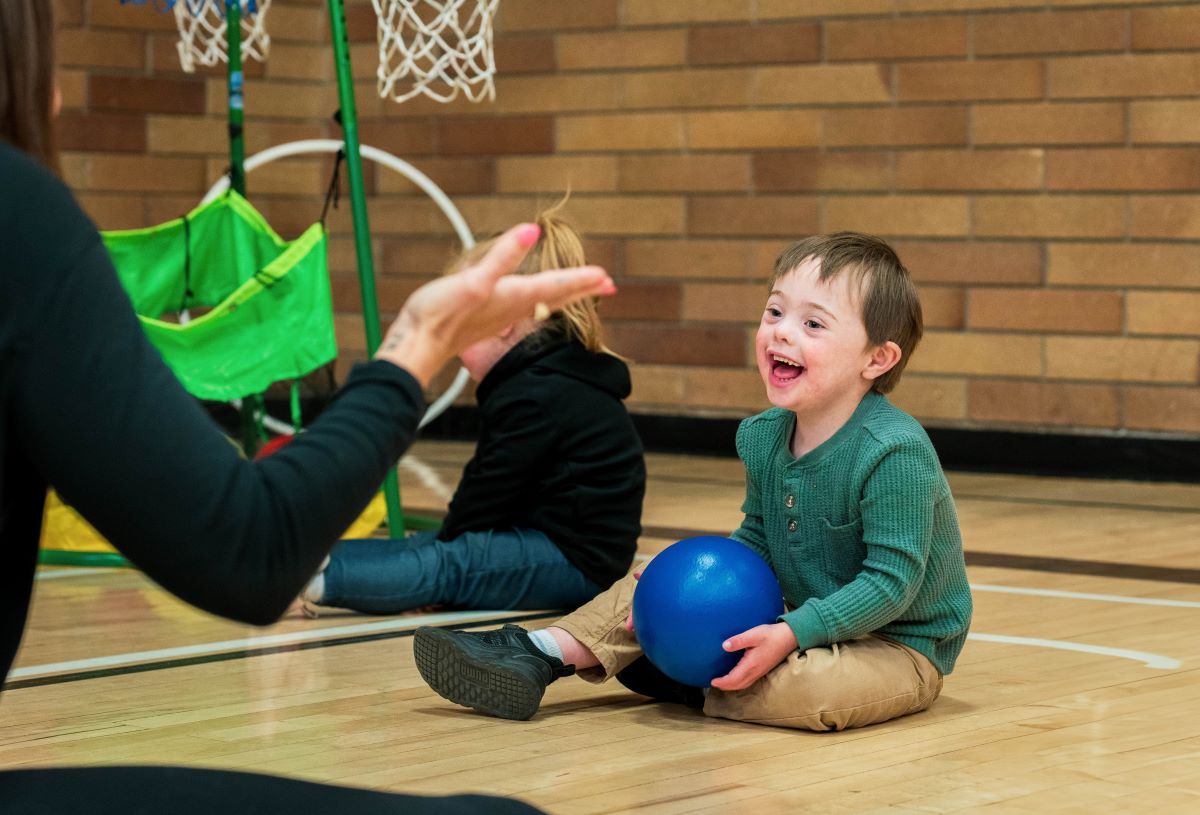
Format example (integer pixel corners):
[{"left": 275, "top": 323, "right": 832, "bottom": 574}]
[{"left": 414, "top": 232, "right": 973, "bottom": 730}]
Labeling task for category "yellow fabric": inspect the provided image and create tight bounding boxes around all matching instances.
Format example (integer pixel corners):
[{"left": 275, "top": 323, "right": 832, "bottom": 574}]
[{"left": 40, "top": 490, "right": 387, "bottom": 555}]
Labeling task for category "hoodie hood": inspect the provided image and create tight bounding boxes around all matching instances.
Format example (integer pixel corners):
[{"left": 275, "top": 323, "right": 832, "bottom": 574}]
[{"left": 476, "top": 331, "right": 631, "bottom": 404}]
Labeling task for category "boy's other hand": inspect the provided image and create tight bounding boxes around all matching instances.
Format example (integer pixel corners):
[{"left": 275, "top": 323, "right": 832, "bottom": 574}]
[{"left": 709, "top": 622, "right": 798, "bottom": 691}]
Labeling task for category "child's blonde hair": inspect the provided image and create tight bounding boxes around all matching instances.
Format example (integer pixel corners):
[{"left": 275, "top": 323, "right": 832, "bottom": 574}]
[{"left": 451, "top": 199, "right": 614, "bottom": 355}]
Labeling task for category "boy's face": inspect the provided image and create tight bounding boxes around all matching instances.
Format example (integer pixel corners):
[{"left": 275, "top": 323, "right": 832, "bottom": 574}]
[{"left": 755, "top": 257, "right": 878, "bottom": 418}]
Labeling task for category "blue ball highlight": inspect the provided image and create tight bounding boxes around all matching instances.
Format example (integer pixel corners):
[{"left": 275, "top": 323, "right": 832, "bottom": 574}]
[{"left": 632, "top": 536, "right": 784, "bottom": 688}]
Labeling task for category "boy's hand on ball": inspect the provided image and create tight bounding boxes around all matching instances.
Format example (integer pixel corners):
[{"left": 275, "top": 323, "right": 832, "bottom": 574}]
[{"left": 709, "top": 622, "right": 797, "bottom": 691}]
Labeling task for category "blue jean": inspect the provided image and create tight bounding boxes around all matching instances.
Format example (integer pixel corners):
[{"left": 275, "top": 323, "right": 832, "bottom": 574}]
[{"left": 321, "top": 528, "right": 603, "bottom": 615}]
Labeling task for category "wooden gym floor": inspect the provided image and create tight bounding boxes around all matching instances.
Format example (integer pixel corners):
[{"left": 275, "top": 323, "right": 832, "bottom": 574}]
[{"left": 5, "top": 440, "right": 1200, "bottom": 813}]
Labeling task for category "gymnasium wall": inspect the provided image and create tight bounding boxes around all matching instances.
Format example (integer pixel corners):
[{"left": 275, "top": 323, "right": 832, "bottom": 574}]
[{"left": 55, "top": 0, "right": 1200, "bottom": 444}]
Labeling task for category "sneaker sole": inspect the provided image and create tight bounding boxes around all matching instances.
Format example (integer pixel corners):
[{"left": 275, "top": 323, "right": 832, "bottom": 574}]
[{"left": 413, "top": 627, "right": 545, "bottom": 721}]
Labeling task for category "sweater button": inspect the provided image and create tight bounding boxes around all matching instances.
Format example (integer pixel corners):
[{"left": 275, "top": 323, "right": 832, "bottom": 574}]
[
  {"left": 785, "top": 494, "right": 795, "bottom": 508},
  {"left": 787, "top": 519, "right": 798, "bottom": 533}
]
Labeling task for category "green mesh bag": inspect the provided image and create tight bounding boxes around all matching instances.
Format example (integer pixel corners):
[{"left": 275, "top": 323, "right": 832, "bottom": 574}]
[{"left": 102, "top": 191, "right": 336, "bottom": 402}]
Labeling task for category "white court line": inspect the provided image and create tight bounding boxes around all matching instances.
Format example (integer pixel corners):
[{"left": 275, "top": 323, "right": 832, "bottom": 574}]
[
  {"left": 8, "top": 609, "right": 506, "bottom": 680},
  {"left": 971, "top": 583, "right": 1200, "bottom": 608},
  {"left": 967, "top": 633, "right": 1181, "bottom": 669}
]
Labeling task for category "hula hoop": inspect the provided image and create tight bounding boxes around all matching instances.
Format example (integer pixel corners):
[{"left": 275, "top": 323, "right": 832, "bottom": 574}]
[{"left": 202, "top": 139, "right": 472, "bottom": 429}]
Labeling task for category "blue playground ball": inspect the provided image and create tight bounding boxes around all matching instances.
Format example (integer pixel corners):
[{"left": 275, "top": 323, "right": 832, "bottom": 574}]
[{"left": 632, "top": 536, "right": 784, "bottom": 688}]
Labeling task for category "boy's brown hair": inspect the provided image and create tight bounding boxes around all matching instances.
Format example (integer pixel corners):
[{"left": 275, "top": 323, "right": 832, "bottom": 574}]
[{"left": 771, "top": 232, "right": 922, "bottom": 394}]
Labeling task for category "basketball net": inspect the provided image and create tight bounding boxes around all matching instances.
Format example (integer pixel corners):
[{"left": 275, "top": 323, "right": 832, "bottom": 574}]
[
  {"left": 372, "top": 0, "right": 500, "bottom": 104},
  {"left": 175, "top": 0, "right": 272, "bottom": 73}
]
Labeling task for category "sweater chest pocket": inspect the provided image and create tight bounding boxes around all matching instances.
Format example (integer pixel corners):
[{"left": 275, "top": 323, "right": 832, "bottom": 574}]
[{"left": 816, "top": 518, "right": 867, "bottom": 584}]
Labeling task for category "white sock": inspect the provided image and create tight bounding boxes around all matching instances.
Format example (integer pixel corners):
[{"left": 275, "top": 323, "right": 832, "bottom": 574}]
[
  {"left": 527, "top": 629, "right": 564, "bottom": 661},
  {"left": 302, "top": 556, "right": 330, "bottom": 604}
]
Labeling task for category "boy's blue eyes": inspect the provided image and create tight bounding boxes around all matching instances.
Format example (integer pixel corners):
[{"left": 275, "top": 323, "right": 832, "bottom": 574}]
[{"left": 765, "top": 308, "right": 824, "bottom": 330}]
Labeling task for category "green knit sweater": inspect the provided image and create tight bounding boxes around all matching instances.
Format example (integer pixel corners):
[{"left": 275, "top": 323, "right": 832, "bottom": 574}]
[{"left": 730, "top": 393, "right": 972, "bottom": 675}]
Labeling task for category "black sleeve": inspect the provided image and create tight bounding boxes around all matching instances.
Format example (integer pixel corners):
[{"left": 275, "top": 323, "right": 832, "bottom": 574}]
[
  {"left": 439, "top": 397, "right": 556, "bottom": 541},
  {"left": 10, "top": 211, "right": 425, "bottom": 625}
]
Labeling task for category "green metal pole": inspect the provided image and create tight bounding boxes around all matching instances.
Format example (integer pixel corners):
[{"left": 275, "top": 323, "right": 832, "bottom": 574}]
[
  {"left": 225, "top": 1, "right": 258, "bottom": 456},
  {"left": 327, "top": 0, "right": 405, "bottom": 537}
]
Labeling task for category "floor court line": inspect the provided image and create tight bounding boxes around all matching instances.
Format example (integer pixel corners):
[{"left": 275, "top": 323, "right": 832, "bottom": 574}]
[{"left": 967, "top": 633, "right": 1181, "bottom": 669}]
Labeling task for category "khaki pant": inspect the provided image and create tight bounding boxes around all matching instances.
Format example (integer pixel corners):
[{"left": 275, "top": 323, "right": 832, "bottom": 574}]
[{"left": 554, "top": 573, "right": 943, "bottom": 731}]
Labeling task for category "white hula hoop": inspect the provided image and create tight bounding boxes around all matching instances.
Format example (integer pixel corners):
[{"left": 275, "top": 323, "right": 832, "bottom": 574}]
[{"left": 203, "top": 139, "right": 473, "bottom": 430}]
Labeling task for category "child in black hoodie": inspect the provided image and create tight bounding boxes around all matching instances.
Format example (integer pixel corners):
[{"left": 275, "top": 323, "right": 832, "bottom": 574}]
[{"left": 302, "top": 205, "right": 646, "bottom": 616}]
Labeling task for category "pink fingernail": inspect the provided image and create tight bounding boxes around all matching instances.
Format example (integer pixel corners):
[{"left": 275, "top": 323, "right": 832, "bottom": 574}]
[
  {"left": 599, "top": 281, "right": 618, "bottom": 295},
  {"left": 515, "top": 223, "right": 540, "bottom": 248}
]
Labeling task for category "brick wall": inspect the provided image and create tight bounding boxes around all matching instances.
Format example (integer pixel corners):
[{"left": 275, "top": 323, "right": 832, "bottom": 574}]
[{"left": 57, "top": 0, "right": 1200, "bottom": 437}]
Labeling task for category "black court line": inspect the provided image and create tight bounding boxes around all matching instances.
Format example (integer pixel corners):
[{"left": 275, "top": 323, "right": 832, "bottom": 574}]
[
  {"left": 3, "top": 611, "right": 555, "bottom": 693},
  {"left": 639, "top": 524, "right": 1200, "bottom": 586}
]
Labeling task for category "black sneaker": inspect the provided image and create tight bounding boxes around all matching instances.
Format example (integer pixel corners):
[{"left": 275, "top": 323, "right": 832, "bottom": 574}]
[
  {"left": 413, "top": 624, "right": 575, "bottom": 721},
  {"left": 615, "top": 657, "right": 706, "bottom": 709}
]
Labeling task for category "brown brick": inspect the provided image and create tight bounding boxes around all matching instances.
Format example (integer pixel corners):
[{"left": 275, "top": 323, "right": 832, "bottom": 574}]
[
  {"left": 1124, "top": 386, "right": 1200, "bottom": 433},
  {"left": 969, "top": 288, "right": 1123, "bottom": 333},
  {"left": 1128, "top": 292, "right": 1200, "bottom": 337},
  {"left": 901, "top": 0, "right": 1049, "bottom": 9},
  {"left": 57, "top": 69, "right": 87, "bottom": 110},
  {"left": 379, "top": 238, "right": 463, "bottom": 279},
  {"left": 1047, "top": 149, "right": 1200, "bottom": 191},
  {"left": 265, "top": 43, "right": 332, "bottom": 81},
  {"left": 584, "top": 239, "right": 620, "bottom": 276},
  {"left": 825, "top": 106, "right": 968, "bottom": 148},
  {"left": 209, "top": 78, "right": 334, "bottom": 119},
  {"left": 270, "top": 4, "right": 328, "bottom": 43},
  {"left": 1046, "top": 337, "right": 1200, "bottom": 384},
  {"left": 558, "top": 30, "right": 687, "bottom": 70},
  {"left": 331, "top": 274, "right": 418, "bottom": 315},
  {"left": 827, "top": 17, "right": 967, "bottom": 62},
  {"left": 86, "top": 155, "right": 206, "bottom": 194},
  {"left": 145, "top": 115, "right": 229, "bottom": 155},
  {"left": 75, "top": 193, "right": 146, "bottom": 231},
  {"left": 919, "top": 286, "right": 966, "bottom": 329},
  {"left": 975, "top": 10, "right": 1126, "bottom": 56},
  {"left": 755, "top": 65, "right": 892, "bottom": 105},
  {"left": 450, "top": 196, "right": 553, "bottom": 236},
  {"left": 497, "top": 0, "right": 618, "bottom": 32},
  {"left": 689, "top": 196, "right": 820, "bottom": 237},
  {"left": 682, "top": 283, "right": 765, "bottom": 323},
  {"left": 91, "top": 76, "right": 206, "bottom": 115},
  {"left": 621, "top": 68, "right": 753, "bottom": 110},
  {"left": 204, "top": 157, "right": 326, "bottom": 196},
  {"left": 377, "top": 158, "right": 495, "bottom": 196},
  {"left": 557, "top": 113, "right": 683, "bottom": 152},
  {"left": 825, "top": 195, "right": 970, "bottom": 237},
  {"left": 622, "top": 0, "right": 754, "bottom": 25},
  {"left": 1048, "top": 243, "right": 1200, "bottom": 289},
  {"left": 88, "top": 0, "right": 176, "bottom": 30},
  {"left": 490, "top": 75, "right": 623, "bottom": 116},
  {"left": 149, "top": 34, "right": 267, "bottom": 79},
  {"left": 1050, "top": 54, "right": 1200, "bottom": 99},
  {"left": 245, "top": 121, "right": 331, "bottom": 154},
  {"left": 974, "top": 102, "right": 1126, "bottom": 146},
  {"left": 680, "top": 367, "right": 769, "bottom": 413},
  {"left": 968, "top": 380, "right": 1120, "bottom": 428},
  {"left": 689, "top": 23, "right": 820, "bottom": 67},
  {"left": 495, "top": 36, "right": 557, "bottom": 74},
  {"left": 758, "top": 0, "right": 892, "bottom": 17},
  {"left": 618, "top": 155, "right": 750, "bottom": 193},
  {"left": 496, "top": 156, "right": 618, "bottom": 193},
  {"left": 685, "top": 111, "right": 820, "bottom": 151},
  {"left": 973, "top": 196, "right": 1125, "bottom": 238},
  {"left": 56, "top": 27, "right": 144, "bottom": 69},
  {"left": 1131, "top": 197, "right": 1200, "bottom": 240},
  {"left": 1131, "top": 101, "right": 1200, "bottom": 144},
  {"left": 567, "top": 197, "right": 686, "bottom": 236},
  {"left": 908, "top": 332, "right": 1043, "bottom": 376},
  {"left": 57, "top": 112, "right": 146, "bottom": 154},
  {"left": 605, "top": 325, "right": 748, "bottom": 367},
  {"left": 888, "top": 374, "right": 968, "bottom": 422},
  {"left": 55, "top": 0, "right": 82, "bottom": 26},
  {"left": 342, "top": 2, "right": 377, "bottom": 43},
  {"left": 357, "top": 121, "right": 437, "bottom": 156},
  {"left": 624, "top": 239, "right": 780, "bottom": 281},
  {"left": 628, "top": 364, "right": 686, "bottom": 407},
  {"left": 899, "top": 59, "right": 1043, "bottom": 102},
  {"left": 602, "top": 283, "right": 684, "bottom": 322},
  {"left": 1132, "top": 6, "right": 1200, "bottom": 51},
  {"left": 895, "top": 241, "right": 1044, "bottom": 285},
  {"left": 895, "top": 149, "right": 1043, "bottom": 191},
  {"left": 755, "top": 152, "right": 890, "bottom": 192},
  {"left": 437, "top": 117, "right": 553, "bottom": 155}
]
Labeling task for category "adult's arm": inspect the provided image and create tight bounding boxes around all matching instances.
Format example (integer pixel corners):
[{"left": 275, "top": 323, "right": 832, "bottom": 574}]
[{"left": 10, "top": 194, "right": 424, "bottom": 625}]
